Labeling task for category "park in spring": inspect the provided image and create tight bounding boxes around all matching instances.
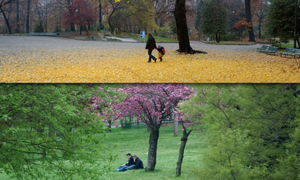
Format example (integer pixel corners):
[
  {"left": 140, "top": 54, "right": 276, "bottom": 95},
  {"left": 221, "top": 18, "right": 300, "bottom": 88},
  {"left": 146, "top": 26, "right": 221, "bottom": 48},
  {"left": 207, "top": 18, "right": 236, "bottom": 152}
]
[
  {"left": 1, "top": 83, "right": 300, "bottom": 180},
  {"left": 1, "top": 0, "right": 300, "bottom": 83}
]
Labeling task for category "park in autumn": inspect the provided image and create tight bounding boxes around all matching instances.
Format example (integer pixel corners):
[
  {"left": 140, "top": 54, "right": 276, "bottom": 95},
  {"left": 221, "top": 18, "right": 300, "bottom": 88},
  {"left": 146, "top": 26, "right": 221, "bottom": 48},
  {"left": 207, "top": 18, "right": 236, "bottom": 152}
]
[{"left": 1, "top": 0, "right": 300, "bottom": 83}]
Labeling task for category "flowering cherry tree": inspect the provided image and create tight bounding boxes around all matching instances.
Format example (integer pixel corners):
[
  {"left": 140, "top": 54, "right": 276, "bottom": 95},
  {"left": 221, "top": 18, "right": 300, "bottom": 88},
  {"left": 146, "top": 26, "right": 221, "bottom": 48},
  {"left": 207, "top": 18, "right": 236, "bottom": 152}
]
[
  {"left": 112, "top": 84, "right": 192, "bottom": 171},
  {"left": 89, "top": 85, "right": 125, "bottom": 131}
]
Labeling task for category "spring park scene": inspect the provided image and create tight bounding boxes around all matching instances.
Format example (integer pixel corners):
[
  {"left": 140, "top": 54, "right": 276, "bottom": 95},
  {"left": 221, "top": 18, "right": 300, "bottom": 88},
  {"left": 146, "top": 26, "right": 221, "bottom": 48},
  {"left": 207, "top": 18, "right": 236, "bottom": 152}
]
[{"left": 1, "top": 0, "right": 300, "bottom": 180}]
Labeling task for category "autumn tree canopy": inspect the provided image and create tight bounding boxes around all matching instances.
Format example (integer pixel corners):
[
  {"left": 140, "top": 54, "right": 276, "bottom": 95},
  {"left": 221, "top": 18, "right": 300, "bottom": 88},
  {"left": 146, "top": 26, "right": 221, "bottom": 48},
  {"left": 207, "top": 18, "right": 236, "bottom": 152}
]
[{"left": 63, "top": 0, "right": 96, "bottom": 34}]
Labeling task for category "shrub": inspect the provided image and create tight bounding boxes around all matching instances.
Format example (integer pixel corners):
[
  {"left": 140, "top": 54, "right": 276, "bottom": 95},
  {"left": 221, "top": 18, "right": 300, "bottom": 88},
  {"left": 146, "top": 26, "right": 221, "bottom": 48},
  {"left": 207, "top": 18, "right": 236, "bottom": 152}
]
[{"left": 34, "top": 23, "right": 44, "bottom": 33}]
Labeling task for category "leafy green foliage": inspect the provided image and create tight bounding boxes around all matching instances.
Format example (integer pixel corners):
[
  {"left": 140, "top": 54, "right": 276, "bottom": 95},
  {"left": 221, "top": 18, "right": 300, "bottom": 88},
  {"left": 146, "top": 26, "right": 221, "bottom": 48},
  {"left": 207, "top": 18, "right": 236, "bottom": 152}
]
[
  {"left": 0, "top": 84, "right": 116, "bottom": 179},
  {"left": 183, "top": 84, "right": 300, "bottom": 180},
  {"left": 200, "top": 0, "right": 229, "bottom": 40},
  {"left": 266, "top": 0, "right": 300, "bottom": 41},
  {"left": 34, "top": 23, "right": 44, "bottom": 33}
]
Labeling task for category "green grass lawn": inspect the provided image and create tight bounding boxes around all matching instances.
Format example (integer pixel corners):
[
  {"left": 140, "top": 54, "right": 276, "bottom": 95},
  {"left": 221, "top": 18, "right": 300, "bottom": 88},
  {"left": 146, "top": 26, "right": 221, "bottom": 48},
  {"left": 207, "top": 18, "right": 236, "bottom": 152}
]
[
  {"left": 0, "top": 126, "right": 206, "bottom": 180},
  {"left": 128, "top": 34, "right": 178, "bottom": 43},
  {"left": 204, "top": 41, "right": 256, "bottom": 45},
  {"left": 103, "top": 126, "right": 206, "bottom": 180}
]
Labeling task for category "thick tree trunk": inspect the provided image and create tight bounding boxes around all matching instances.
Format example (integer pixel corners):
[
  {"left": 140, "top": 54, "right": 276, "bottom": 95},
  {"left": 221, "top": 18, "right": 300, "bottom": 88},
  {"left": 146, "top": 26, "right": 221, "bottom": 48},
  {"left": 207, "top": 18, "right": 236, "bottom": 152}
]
[
  {"left": 176, "top": 128, "right": 192, "bottom": 176},
  {"left": 0, "top": 7, "right": 12, "bottom": 34},
  {"left": 26, "top": 0, "right": 31, "bottom": 33},
  {"left": 245, "top": 0, "right": 255, "bottom": 42},
  {"left": 174, "top": 0, "right": 193, "bottom": 53},
  {"left": 146, "top": 126, "right": 159, "bottom": 171}
]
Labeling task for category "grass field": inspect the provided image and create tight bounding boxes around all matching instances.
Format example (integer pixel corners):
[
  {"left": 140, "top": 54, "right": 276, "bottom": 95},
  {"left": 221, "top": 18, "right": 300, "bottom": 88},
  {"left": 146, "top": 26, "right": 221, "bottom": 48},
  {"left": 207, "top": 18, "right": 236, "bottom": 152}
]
[
  {"left": 0, "top": 126, "right": 206, "bottom": 180},
  {"left": 128, "top": 33, "right": 178, "bottom": 43},
  {"left": 103, "top": 126, "right": 206, "bottom": 180}
]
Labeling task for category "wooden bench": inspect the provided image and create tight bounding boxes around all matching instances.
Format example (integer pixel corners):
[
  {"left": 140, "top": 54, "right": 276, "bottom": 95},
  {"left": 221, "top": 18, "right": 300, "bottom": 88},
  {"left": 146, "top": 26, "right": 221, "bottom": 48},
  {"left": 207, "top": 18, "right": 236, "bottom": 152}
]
[
  {"left": 257, "top": 45, "right": 269, "bottom": 52},
  {"left": 280, "top": 48, "right": 295, "bottom": 58},
  {"left": 262, "top": 46, "right": 278, "bottom": 55}
]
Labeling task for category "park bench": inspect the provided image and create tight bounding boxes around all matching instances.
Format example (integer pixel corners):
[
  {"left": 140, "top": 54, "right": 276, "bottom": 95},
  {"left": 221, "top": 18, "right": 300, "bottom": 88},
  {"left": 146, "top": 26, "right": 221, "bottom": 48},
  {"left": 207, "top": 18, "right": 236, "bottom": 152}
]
[
  {"left": 280, "top": 48, "right": 295, "bottom": 58},
  {"left": 29, "top": 32, "right": 58, "bottom": 36},
  {"left": 262, "top": 46, "right": 278, "bottom": 55},
  {"left": 292, "top": 48, "right": 300, "bottom": 58},
  {"left": 257, "top": 45, "right": 269, "bottom": 52}
]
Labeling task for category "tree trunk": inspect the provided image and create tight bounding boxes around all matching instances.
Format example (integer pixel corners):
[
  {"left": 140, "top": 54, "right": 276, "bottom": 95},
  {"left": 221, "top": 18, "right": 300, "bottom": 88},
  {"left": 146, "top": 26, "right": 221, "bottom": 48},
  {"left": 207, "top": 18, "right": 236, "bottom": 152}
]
[
  {"left": 26, "top": 0, "right": 31, "bottom": 33},
  {"left": 99, "top": 0, "right": 102, "bottom": 24},
  {"left": 107, "top": 120, "right": 112, "bottom": 132},
  {"left": 174, "top": 0, "right": 194, "bottom": 53},
  {"left": 174, "top": 120, "right": 178, "bottom": 136},
  {"left": 176, "top": 128, "right": 192, "bottom": 176},
  {"left": 146, "top": 127, "right": 159, "bottom": 171},
  {"left": 245, "top": 0, "right": 255, "bottom": 42},
  {"left": 16, "top": 0, "right": 19, "bottom": 33},
  {"left": 0, "top": 7, "right": 12, "bottom": 34},
  {"left": 215, "top": 32, "right": 221, "bottom": 42}
]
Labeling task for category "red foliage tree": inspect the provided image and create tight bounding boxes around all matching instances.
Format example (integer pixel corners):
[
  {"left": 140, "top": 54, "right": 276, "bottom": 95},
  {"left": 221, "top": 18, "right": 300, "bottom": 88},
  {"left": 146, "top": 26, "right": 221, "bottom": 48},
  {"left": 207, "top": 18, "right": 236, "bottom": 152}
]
[{"left": 63, "top": 0, "right": 95, "bottom": 35}]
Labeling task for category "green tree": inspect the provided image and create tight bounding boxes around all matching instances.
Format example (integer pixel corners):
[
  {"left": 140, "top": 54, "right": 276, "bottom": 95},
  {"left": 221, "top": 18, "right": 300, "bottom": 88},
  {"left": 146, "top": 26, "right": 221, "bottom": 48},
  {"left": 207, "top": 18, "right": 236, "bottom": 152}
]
[
  {"left": 0, "top": 84, "right": 115, "bottom": 179},
  {"left": 200, "top": 0, "right": 229, "bottom": 42},
  {"left": 183, "top": 84, "right": 300, "bottom": 180},
  {"left": 266, "top": 0, "right": 300, "bottom": 45}
]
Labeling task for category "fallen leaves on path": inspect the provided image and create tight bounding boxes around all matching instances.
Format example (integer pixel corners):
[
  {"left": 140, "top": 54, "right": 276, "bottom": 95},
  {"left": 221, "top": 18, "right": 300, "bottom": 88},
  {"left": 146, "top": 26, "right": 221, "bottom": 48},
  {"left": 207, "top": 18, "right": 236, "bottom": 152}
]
[{"left": 1, "top": 46, "right": 299, "bottom": 83}]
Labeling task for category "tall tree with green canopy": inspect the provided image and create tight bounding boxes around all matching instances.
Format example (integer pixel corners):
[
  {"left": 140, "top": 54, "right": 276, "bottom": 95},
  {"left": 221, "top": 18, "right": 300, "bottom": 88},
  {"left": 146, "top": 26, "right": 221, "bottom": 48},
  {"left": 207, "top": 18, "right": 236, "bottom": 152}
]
[
  {"left": 0, "top": 84, "right": 116, "bottom": 179},
  {"left": 266, "top": 0, "right": 300, "bottom": 46},
  {"left": 183, "top": 84, "right": 300, "bottom": 179},
  {"left": 200, "top": 0, "right": 229, "bottom": 42}
]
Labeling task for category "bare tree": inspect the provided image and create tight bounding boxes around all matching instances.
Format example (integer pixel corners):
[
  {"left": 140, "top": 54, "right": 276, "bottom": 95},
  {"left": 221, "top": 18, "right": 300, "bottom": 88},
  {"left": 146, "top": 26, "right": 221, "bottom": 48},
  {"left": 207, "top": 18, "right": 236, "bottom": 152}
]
[{"left": 0, "top": 0, "right": 15, "bottom": 34}]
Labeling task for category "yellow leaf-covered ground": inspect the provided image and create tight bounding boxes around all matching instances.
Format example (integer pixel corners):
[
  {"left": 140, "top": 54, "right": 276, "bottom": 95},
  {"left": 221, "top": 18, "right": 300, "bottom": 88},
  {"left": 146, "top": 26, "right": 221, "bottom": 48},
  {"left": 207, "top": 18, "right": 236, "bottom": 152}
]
[{"left": 1, "top": 36, "right": 299, "bottom": 83}]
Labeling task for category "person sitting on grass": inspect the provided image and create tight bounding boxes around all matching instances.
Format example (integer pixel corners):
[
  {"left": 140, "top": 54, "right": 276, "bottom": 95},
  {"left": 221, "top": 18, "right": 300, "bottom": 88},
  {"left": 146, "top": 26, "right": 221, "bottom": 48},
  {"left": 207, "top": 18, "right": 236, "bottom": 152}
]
[
  {"left": 116, "top": 153, "right": 135, "bottom": 171},
  {"left": 133, "top": 155, "right": 144, "bottom": 169}
]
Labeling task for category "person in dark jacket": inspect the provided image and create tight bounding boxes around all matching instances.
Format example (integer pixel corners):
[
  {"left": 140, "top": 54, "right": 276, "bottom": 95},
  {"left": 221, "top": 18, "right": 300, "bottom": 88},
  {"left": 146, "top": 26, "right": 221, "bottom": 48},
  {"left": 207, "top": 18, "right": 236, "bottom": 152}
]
[
  {"left": 145, "top": 33, "right": 157, "bottom": 63},
  {"left": 116, "top": 153, "right": 135, "bottom": 171},
  {"left": 133, "top": 155, "right": 144, "bottom": 169}
]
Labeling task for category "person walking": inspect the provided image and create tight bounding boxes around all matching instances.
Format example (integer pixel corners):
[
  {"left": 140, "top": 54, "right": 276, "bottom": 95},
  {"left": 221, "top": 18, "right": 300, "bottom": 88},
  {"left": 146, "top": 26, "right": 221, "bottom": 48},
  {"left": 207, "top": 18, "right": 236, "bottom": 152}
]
[{"left": 145, "top": 33, "right": 157, "bottom": 63}]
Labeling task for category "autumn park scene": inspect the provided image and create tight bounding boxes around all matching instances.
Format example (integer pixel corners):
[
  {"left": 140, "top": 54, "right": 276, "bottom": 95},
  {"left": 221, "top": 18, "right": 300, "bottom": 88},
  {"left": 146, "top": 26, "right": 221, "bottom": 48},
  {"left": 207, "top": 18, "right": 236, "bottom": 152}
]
[
  {"left": 1, "top": 0, "right": 300, "bottom": 180},
  {"left": 1, "top": 0, "right": 300, "bottom": 82}
]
